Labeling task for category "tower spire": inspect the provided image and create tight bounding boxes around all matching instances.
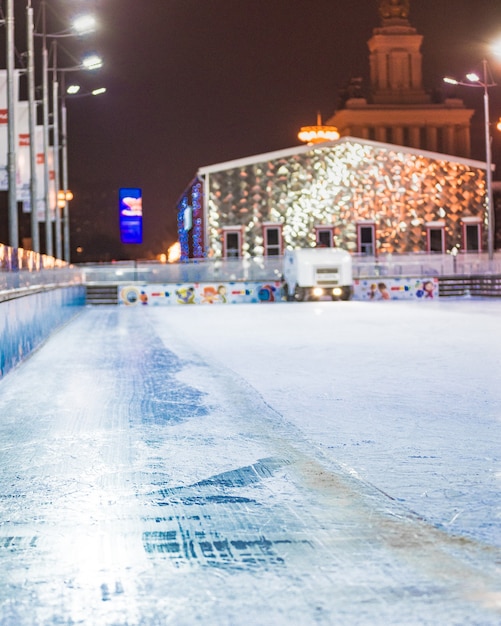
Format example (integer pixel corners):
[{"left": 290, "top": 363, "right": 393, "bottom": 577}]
[
  {"left": 378, "top": 0, "right": 410, "bottom": 24},
  {"left": 369, "top": 0, "right": 426, "bottom": 103}
]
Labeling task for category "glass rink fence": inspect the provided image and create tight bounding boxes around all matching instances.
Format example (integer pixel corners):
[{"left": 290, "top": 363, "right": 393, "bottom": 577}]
[
  {"left": 82, "top": 252, "right": 501, "bottom": 285},
  {"left": 2, "top": 243, "right": 501, "bottom": 295},
  {"left": 0, "top": 243, "right": 83, "bottom": 294}
]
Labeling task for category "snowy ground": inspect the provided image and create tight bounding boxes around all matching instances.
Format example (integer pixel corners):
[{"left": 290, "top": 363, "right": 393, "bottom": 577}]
[{"left": 0, "top": 300, "right": 500, "bottom": 625}]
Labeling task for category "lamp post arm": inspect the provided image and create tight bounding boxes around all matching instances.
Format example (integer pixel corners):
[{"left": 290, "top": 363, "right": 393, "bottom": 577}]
[{"left": 444, "top": 63, "right": 496, "bottom": 262}]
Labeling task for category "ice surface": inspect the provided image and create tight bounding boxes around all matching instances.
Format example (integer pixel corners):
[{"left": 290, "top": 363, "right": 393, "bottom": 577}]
[{"left": 0, "top": 301, "right": 500, "bottom": 625}]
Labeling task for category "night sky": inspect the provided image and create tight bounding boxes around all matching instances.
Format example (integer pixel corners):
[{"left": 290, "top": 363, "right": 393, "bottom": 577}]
[{"left": 6, "top": 0, "right": 501, "bottom": 260}]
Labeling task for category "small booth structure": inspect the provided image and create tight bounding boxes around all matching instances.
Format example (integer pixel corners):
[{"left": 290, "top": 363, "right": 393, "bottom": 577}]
[{"left": 177, "top": 137, "right": 488, "bottom": 262}]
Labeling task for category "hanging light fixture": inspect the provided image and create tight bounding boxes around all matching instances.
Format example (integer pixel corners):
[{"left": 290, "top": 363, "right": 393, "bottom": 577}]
[{"left": 298, "top": 112, "right": 340, "bottom": 145}]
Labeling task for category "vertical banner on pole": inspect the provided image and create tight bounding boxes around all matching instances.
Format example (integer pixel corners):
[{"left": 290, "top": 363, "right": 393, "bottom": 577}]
[
  {"left": 0, "top": 70, "right": 8, "bottom": 190},
  {"left": 119, "top": 187, "right": 143, "bottom": 244},
  {"left": 16, "top": 101, "right": 30, "bottom": 205},
  {"left": 48, "top": 145, "right": 56, "bottom": 222},
  {"left": 0, "top": 70, "right": 22, "bottom": 192},
  {"left": 0, "top": 70, "right": 18, "bottom": 191}
]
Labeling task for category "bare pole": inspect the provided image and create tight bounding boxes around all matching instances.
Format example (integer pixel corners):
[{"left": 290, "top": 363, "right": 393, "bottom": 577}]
[
  {"left": 42, "top": 0, "right": 53, "bottom": 256},
  {"left": 61, "top": 75, "right": 70, "bottom": 262},
  {"left": 27, "top": 0, "right": 39, "bottom": 252},
  {"left": 52, "top": 41, "right": 61, "bottom": 259},
  {"left": 6, "top": 0, "right": 17, "bottom": 248},
  {"left": 482, "top": 59, "right": 495, "bottom": 262}
]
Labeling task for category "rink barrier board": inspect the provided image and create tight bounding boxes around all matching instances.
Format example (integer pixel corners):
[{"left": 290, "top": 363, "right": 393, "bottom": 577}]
[
  {"left": 118, "top": 277, "right": 439, "bottom": 306},
  {"left": 0, "top": 285, "right": 85, "bottom": 379}
]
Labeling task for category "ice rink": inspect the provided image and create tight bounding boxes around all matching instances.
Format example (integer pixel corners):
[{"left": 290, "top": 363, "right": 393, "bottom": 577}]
[{"left": 0, "top": 300, "right": 500, "bottom": 625}]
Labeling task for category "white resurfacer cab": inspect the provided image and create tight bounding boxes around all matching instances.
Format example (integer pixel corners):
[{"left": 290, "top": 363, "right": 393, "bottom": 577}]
[{"left": 283, "top": 248, "right": 353, "bottom": 301}]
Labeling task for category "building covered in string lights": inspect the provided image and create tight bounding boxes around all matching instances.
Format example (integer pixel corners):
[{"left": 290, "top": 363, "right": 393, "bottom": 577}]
[{"left": 177, "top": 138, "right": 487, "bottom": 260}]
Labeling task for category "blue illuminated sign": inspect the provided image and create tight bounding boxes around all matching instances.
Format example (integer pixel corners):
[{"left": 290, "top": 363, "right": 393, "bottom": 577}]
[{"left": 119, "top": 187, "right": 143, "bottom": 244}]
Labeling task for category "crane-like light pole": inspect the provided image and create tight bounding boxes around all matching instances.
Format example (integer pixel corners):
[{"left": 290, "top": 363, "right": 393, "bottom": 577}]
[
  {"left": 60, "top": 83, "right": 106, "bottom": 262},
  {"left": 444, "top": 59, "right": 496, "bottom": 262}
]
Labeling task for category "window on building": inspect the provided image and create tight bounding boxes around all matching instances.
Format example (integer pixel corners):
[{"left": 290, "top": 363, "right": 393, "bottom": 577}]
[
  {"left": 426, "top": 224, "right": 445, "bottom": 253},
  {"left": 315, "top": 227, "right": 334, "bottom": 247},
  {"left": 223, "top": 229, "right": 241, "bottom": 258},
  {"left": 463, "top": 222, "right": 481, "bottom": 252},
  {"left": 357, "top": 223, "right": 375, "bottom": 255},
  {"left": 263, "top": 224, "right": 282, "bottom": 256}
]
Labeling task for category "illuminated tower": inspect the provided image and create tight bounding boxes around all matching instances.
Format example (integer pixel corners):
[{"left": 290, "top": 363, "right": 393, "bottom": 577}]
[{"left": 326, "top": 0, "right": 474, "bottom": 157}]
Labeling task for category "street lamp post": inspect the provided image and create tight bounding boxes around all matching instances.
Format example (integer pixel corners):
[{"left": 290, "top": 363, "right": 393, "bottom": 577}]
[
  {"left": 444, "top": 60, "right": 496, "bottom": 262},
  {"left": 61, "top": 88, "right": 69, "bottom": 262},
  {"left": 60, "top": 84, "right": 106, "bottom": 262},
  {"left": 41, "top": 0, "right": 53, "bottom": 256},
  {"left": 26, "top": 0, "right": 39, "bottom": 252},
  {"left": 481, "top": 59, "right": 495, "bottom": 264},
  {"left": 51, "top": 42, "right": 62, "bottom": 259},
  {"left": 53, "top": 58, "right": 103, "bottom": 263},
  {"left": 6, "top": 0, "right": 17, "bottom": 248}
]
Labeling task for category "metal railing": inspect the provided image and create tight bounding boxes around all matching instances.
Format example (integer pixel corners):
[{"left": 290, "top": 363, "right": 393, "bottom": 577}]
[
  {"left": 3, "top": 243, "right": 501, "bottom": 295},
  {"left": 81, "top": 252, "right": 501, "bottom": 284},
  {"left": 0, "top": 243, "right": 83, "bottom": 294},
  {"left": 82, "top": 257, "right": 285, "bottom": 284},
  {"left": 351, "top": 251, "right": 501, "bottom": 278}
]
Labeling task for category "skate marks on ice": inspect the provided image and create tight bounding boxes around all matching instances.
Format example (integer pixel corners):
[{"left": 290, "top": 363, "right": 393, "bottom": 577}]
[
  {"left": 137, "top": 328, "right": 501, "bottom": 620},
  {"left": 143, "top": 456, "right": 315, "bottom": 570}
]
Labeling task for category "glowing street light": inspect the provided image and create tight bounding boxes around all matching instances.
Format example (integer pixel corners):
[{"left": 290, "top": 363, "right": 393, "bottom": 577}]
[
  {"left": 72, "top": 15, "right": 97, "bottom": 36},
  {"left": 81, "top": 55, "right": 103, "bottom": 71},
  {"left": 443, "top": 60, "right": 496, "bottom": 262},
  {"left": 57, "top": 189, "right": 73, "bottom": 209}
]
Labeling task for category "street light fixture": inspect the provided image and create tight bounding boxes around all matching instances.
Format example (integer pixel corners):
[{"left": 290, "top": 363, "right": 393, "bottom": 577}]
[
  {"left": 71, "top": 15, "right": 97, "bottom": 36},
  {"left": 443, "top": 59, "right": 496, "bottom": 262},
  {"left": 60, "top": 83, "right": 106, "bottom": 262},
  {"left": 81, "top": 55, "right": 103, "bottom": 71},
  {"left": 49, "top": 52, "right": 103, "bottom": 259}
]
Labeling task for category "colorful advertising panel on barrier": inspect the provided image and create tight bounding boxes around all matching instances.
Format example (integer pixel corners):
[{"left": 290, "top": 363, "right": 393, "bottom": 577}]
[
  {"left": 117, "top": 277, "right": 439, "bottom": 306},
  {"left": 118, "top": 282, "right": 283, "bottom": 306},
  {"left": 353, "top": 277, "right": 439, "bottom": 300}
]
